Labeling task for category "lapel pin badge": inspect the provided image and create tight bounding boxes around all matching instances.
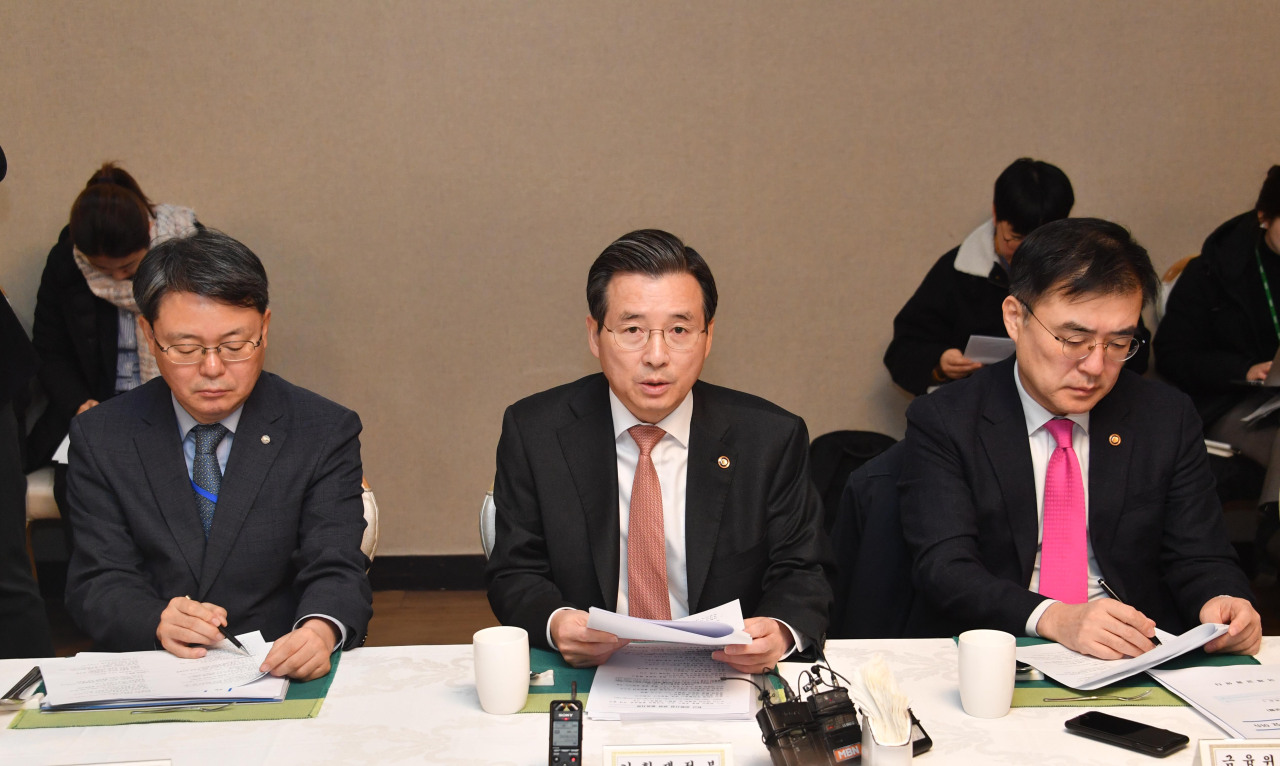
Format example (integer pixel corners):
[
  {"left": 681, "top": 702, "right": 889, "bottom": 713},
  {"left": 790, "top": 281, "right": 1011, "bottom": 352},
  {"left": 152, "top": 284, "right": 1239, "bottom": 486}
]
[
  {"left": 1109, "top": 434, "right": 1121, "bottom": 446},
  {"left": 717, "top": 456, "right": 730, "bottom": 469},
  {"left": 261, "top": 435, "right": 271, "bottom": 445}
]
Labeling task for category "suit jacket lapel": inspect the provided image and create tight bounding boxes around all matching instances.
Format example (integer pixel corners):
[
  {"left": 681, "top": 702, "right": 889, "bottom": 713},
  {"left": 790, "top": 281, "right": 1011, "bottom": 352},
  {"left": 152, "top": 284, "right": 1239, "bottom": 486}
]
[
  {"left": 557, "top": 376, "right": 620, "bottom": 610},
  {"left": 135, "top": 382, "right": 206, "bottom": 582},
  {"left": 1086, "top": 385, "right": 1132, "bottom": 564},
  {"left": 977, "top": 360, "right": 1040, "bottom": 583},
  {"left": 197, "top": 374, "right": 286, "bottom": 597},
  {"left": 685, "top": 383, "right": 732, "bottom": 613}
]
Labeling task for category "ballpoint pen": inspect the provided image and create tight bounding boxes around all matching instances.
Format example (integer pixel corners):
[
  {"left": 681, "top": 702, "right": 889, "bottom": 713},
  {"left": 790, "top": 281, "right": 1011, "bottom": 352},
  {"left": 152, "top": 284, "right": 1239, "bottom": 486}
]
[
  {"left": 185, "top": 595, "right": 252, "bottom": 656},
  {"left": 1097, "top": 578, "right": 1161, "bottom": 646}
]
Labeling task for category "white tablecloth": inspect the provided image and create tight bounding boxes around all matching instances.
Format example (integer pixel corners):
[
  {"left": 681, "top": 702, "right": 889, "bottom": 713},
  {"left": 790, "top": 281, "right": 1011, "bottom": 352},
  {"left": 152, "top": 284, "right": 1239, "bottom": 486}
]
[{"left": 2, "top": 637, "right": 1276, "bottom": 765}]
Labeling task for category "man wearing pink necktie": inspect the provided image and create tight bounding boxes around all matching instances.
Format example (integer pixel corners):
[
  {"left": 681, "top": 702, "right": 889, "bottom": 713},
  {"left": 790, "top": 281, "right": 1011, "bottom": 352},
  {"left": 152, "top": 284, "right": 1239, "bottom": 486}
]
[
  {"left": 486, "top": 230, "right": 832, "bottom": 672},
  {"left": 901, "top": 218, "right": 1261, "bottom": 660}
]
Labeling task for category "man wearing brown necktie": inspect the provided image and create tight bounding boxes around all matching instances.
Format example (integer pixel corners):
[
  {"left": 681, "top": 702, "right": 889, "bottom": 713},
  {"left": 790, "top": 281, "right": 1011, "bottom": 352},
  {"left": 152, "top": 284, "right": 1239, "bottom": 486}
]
[{"left": 486, "top": 229, "right": 832, "bottom": 671}]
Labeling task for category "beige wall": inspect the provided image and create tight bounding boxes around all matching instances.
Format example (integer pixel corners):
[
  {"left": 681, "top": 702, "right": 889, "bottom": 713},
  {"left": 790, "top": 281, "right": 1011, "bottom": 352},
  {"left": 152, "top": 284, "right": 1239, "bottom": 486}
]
[{"left": 2, "top": 2, "right": 1277, "bottom": 556}]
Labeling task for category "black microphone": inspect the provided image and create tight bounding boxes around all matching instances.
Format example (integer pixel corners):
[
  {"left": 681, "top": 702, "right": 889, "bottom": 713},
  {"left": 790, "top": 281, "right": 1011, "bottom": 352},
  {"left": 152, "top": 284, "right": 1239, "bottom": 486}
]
[{"left": 0, "top": 144, "right": 6, "bottom": 183}]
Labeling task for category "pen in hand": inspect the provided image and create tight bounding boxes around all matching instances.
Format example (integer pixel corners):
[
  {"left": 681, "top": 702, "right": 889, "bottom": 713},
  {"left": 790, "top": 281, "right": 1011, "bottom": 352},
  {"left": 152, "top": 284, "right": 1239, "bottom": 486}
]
[
  {"left": 185, "top": 595, "right": 252, "bottom": 656},
  {"left": 1097, "top": 578, "right": 1161, "bottom": 646}
]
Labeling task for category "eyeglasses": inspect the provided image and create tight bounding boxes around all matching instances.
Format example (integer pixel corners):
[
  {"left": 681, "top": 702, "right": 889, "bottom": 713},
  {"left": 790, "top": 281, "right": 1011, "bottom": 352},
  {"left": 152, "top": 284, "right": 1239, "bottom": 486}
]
[
  {"left": 603, "top": 323, "right": 705, "bottom": 352},
  {"left": 1023, "top": 304, "right": 1143, "bottom": 363},
  {"left": 154, "top": 335, "right": 263, "bottom": 364}
]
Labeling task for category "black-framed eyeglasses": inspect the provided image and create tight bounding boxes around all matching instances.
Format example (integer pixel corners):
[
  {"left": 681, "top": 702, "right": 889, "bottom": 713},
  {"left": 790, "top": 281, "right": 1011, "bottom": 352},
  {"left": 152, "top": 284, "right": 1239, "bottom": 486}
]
[
  {"left": 603, "top": 323, "right": 705, "bottom": 352},
  {"left": 1023, "top": 304, "right": 1143, "bottom": 363},
  {"left": 155, "top": 333, "right": 264, "bottom": 364}
]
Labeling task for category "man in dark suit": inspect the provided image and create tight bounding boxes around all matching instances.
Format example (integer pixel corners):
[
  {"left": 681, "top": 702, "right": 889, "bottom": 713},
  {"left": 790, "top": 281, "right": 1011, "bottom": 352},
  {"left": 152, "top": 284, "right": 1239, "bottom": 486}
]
[
  {"left": 486, "top": 229, "right": 831, "bottom": 672},
  {"left": 900, "top": 218, "right": 1260, "bottom": 659},
  {"left": 65, "top": 229, "right": 371, "bottom": 681},
  {"left": 0, "top": 288, "right": 54, "bottom": 659}
]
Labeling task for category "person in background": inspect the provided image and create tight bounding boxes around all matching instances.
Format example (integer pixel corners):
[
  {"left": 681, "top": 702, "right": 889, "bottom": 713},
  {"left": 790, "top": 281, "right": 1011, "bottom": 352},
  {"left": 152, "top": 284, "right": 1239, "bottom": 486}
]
[
  {"left": 28, "top": 163, "right": 199, "bottom": 520},
  {"left": 884, "top": 158, "right": 1150, "bottom": 396},
  {"left": 1155, "top": 165, "right": 1280, "bottom": 563}
]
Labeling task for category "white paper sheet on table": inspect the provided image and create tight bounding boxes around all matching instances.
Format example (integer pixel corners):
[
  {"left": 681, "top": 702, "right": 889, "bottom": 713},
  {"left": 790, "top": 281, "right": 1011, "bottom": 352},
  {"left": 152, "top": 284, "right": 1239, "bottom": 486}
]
[
  {"left": 962, "top": 335, "right": 1016, "bottom": 364},
  {"left": 1148, "top": 664, "right": 1280, "bottom": 738},
  {"left": 586, "top": 599, "right": 751, "bottom": 646},
  {"left": 585, "top": 642, "right": 757, "bottom": 721},
  {"left": 39, "top": 631, "right": 288, "bottom": 710},
  {"left": 1015, "top": 622, "right": 1228, "bottom": 690}
]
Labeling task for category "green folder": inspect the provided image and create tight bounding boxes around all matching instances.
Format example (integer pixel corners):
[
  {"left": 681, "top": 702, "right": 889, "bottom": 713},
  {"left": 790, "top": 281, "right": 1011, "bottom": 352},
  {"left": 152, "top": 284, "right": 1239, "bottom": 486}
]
[{"left": 9, "top": 651, "right": 342, "bottom": 729}]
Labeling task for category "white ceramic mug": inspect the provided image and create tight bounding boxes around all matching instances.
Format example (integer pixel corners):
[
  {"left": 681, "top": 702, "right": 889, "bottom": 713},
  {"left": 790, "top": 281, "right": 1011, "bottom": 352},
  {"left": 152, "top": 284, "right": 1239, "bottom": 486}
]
[
  {"left": 957, "top": 629, "right": 1016, "bottom": 718},
  {"left": 473, "top": 625, "right": 530, "bottom": 714}
]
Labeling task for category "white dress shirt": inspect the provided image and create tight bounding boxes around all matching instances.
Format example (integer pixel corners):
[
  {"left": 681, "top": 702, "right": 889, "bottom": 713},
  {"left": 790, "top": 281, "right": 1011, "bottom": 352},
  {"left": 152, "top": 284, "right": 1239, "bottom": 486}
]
[
  {"left": 546, "top": 389, "right": 802, "bottom": 655},
  {"left": 1012, "top": 364, "right": 1107, "bottom": 636}
]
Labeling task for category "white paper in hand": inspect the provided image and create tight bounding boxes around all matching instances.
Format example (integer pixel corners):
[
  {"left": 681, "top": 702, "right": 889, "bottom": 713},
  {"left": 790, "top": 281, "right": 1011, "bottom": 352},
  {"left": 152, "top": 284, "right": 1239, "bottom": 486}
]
[{"left": 586, "top": 599, "right": 752, "bottom": 646}]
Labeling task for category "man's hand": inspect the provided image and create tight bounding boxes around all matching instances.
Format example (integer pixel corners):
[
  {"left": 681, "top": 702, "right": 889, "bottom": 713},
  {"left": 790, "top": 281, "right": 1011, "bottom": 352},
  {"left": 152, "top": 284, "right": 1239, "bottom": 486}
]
[
  {"left": 711, "top": 617, "right": 794, "bottom": 674},
  {"left": 1201, "top": 596, "right": 1262, "bottom": 655},
  {"left": 550, "top": 609, "right": 630, "bottom": 667},
  {"left": 260, "top": 618, "right": 339, "bottom": 681},
  {"left": 939, "top": 349, "right": 982, "bottom": 380},
  {"left": 1248, "top": 361, "right": 1273, "bottom": 382},
  {"left": 156, "top": 596, "right": 228, "bottom": 658},
  {"left": 1036, "top": 600, "right": 1158, "bottom": 659},
  {"left": 76, "top": 398, "right": 100, "bottom": 415}
]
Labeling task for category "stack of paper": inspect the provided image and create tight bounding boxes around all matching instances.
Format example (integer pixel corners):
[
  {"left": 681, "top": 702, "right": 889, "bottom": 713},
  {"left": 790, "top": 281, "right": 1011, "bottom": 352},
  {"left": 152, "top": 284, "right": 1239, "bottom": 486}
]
[
  {"left": 586, "top": 644, "right": 757, "bottom": 721},
  {"left": 39, "top": 632, "right": 288, "bottom": 711},
  {"left": 1148, "top": 665, "right": 1280, "bottom": 739},
  {"left": 584, "top": 601, "right": 758, "bottom": 721},
  {"left": 1015, "top": 623, "right": 1228, "bottom": 690}
]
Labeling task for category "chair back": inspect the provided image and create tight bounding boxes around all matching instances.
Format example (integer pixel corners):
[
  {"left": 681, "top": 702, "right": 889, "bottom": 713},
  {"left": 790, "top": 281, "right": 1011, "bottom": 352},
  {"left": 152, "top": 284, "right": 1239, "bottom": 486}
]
[
  {"left": 828, "top": 442, "right": 912, "bottom": 638},
  {"left": 360, "top": 476, "right": 379, "bottom": 563},
  {"left": 480, "top": 487, "right": 497, "bottom": 558},
  {"left": 808, "top": 430, "right": 897, "bottom": 533}
]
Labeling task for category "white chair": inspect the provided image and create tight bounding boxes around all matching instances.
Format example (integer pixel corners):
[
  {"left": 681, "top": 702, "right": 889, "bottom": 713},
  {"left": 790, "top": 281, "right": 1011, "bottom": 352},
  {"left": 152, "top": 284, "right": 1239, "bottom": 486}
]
[
  {"left": 360, "top": 476, "right": 379, "bottom": 564},
  {"left": 480, "top": 486, "right": 496, "bottom": 559},
  {"left": 24, "top": 465, "right": 59, "bottom": 579}
]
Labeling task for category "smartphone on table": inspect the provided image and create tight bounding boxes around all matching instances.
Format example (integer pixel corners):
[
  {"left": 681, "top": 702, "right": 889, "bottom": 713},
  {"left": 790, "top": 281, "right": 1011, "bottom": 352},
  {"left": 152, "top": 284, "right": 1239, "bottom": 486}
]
[{"left": 1065, "top": 711, "right": 1188, "bottom": 758}]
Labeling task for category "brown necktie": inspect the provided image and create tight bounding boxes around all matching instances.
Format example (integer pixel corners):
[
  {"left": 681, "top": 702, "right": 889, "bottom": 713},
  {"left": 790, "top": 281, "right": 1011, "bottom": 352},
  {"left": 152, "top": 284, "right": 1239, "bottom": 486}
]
[{"left": 627, "top": 424, "right": 671, "bottom": 620}]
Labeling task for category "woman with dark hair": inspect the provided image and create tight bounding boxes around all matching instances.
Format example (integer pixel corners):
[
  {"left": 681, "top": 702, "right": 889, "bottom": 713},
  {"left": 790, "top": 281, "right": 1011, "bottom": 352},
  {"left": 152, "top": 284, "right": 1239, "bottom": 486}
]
[
  {"left": 27, "top": 163, "right": 198, "bottom": 471},
  {"left": 1155, "top": 165, "right": 1280, "bottom": 552}
]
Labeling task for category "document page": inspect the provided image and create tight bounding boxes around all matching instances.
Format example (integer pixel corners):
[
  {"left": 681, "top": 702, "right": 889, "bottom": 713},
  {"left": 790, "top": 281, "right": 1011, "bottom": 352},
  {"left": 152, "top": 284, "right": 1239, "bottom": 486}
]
[
  {"left": 585, "top": 643, "right": 756, "bottom": 721},
  {"left": 586, "top": 599, "right": 751, "bottom": 646},
  {"left": 962, "top": 335, "right": 1016, "bottom": 364},
  {"left": 40, "top": 631, "right": 286, "bottom": 709},
  {"left": 1148, "top": 664, "right": 1280, "bottom": 738},
  {"left": 1015, "top": 623, "right": 1229, "bottom": 691}
]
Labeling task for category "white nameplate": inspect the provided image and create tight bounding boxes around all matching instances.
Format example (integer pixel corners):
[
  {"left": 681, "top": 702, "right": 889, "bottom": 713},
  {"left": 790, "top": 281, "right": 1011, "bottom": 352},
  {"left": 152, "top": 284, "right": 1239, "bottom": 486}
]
[
  {"left": 1199, "top": 739, "right": 1280, "bottom": 765},
  {"left": 603, "top": 743, "right": 733, "bottom": 766}
]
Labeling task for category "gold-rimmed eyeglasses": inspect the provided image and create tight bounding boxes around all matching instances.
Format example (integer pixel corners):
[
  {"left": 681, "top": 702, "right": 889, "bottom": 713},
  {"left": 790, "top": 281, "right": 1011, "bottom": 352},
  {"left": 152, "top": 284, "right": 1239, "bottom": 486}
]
[
  {"left": 603, "top": 323, "right": 705, "bottom": 352},
  {"left": 155, "top": 335, "right": 264, "bottom": 364},
  {"left": 1023, "top": 304, "right": 1142, "bottom": 363}
]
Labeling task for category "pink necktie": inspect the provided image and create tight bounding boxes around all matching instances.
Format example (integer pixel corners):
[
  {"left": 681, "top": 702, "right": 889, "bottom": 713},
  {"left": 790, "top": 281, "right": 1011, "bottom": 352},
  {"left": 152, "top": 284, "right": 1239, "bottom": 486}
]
[
  {"left": 627, "top": 425, "right": 671, "bottom": 620},
  {"left": 1039, "top": 418, "right": 1088, "bottom": 604}
]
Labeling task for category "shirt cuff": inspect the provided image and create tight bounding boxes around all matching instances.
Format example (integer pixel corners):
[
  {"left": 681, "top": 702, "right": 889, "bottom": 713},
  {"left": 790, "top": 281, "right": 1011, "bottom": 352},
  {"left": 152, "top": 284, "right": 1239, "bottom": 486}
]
[
  {"left": 1026, "top": 599, "right": 1056, "bottom": 637},
  {"left": 774, "top": 618, "right": 806, "bottom": 658},
  {"left": 296, "top": 614, "right": 346, "bottom": 652},
  {"left": 547, "top": 607, "right": 575, "bottom": 650}
]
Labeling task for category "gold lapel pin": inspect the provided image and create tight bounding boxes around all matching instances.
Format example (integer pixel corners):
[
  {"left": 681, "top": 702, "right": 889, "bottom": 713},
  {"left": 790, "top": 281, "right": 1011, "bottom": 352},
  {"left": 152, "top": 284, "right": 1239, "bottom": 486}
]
[
  {"left": 1109, "top": 434, "right": 1121, "bottom": 446},
  {"left": 717, "top": 456, "right": 730, "bottom": 469},
  {"left": 261, "top": 435, "right": 271, "bottom": 445}
]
